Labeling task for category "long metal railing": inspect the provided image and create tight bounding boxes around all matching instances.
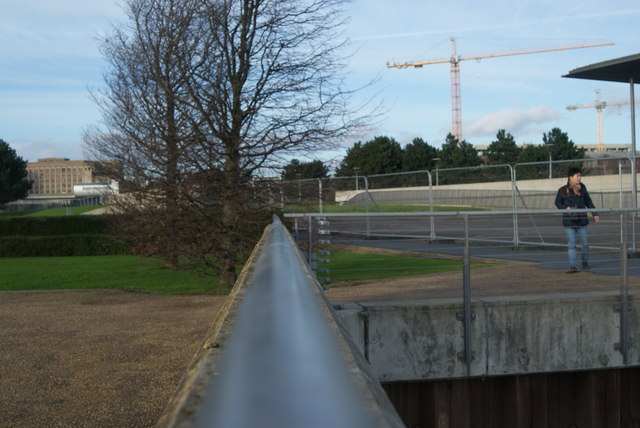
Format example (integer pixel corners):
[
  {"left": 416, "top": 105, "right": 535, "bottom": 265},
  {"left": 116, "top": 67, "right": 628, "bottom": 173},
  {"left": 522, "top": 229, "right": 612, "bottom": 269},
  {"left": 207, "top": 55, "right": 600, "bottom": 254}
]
[
  {"left": 285, "top": 207, "right": 639, "bottom": 374},
  {"left": 158, "top": 215, "right": 404, "bottom": 427}
]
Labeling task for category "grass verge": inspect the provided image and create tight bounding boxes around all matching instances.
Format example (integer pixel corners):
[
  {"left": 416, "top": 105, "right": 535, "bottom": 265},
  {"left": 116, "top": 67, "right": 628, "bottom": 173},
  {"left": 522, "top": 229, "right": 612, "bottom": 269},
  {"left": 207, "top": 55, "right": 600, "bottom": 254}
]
[
  {"left": 1, "top": 251, "right": 492, "bottom": 294},
  {"left": 0, "top": 205, "right": 103, "bottom": 217},
  {"left": 326, "top": 251, "right": 491, "bottom": 284},
  {"left": 0, "top": 255, "right": 221, "bottom": 294}
]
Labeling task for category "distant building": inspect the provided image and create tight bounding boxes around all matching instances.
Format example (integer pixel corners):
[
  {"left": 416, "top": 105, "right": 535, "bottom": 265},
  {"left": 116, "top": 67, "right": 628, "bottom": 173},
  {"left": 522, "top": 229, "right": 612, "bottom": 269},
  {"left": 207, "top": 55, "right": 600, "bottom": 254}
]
[
  {"left": 73, "top": 181, "right": 119, "bottom": 197},
  {"left": 26, "top": 158, "right": 116, "bottom": 197}
]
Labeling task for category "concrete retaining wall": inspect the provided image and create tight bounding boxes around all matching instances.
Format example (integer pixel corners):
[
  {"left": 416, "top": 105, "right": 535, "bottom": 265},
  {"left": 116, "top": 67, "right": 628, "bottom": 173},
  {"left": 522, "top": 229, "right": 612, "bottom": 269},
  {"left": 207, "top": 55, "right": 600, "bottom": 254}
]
[
  {"left": 338, "top": 173, "right": 635, "bottom": 209},
  {"left": 336, "top": 291, "right": 639, "bottom": 381}
]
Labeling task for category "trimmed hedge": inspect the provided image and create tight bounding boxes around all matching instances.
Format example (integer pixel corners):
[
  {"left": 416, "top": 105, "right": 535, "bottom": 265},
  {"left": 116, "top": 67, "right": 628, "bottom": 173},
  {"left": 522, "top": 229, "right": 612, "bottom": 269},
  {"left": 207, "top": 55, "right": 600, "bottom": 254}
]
[
  {"left": 0, "top": 216, "right": 110, "bottom": 236},
  {"left": 0, "top": 216, "right": 131, "bottom": 257},
  {"left": 0, "top": 235, "right": 130, "bottom": 257}
]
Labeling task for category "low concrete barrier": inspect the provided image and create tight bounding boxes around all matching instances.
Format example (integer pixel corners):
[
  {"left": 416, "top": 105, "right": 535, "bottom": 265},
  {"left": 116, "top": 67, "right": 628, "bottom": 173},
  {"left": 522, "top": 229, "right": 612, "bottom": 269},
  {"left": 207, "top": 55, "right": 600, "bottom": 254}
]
[
  {"left": 339, "top": 173, "right": 634, "bottom": 209},
  {"left": 336, "top": 291, "right": 639, "bottom": 381}
]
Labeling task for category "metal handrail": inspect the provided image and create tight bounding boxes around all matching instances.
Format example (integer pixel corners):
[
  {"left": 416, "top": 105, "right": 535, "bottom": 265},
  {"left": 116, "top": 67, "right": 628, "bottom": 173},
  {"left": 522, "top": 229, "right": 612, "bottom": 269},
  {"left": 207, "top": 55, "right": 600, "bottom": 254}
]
[{"left": 189, "top": 215, "right": 402, "bottom": 428}]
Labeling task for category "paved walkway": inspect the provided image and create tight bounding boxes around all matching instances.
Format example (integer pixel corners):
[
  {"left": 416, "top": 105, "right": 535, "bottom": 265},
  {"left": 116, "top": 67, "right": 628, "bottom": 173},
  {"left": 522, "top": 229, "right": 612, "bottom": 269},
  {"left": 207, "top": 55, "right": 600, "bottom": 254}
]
[
  {"left": 325, "top": 240, "right": 640, "bottom": 303},
  {"left": 337, "top": 237, "right": 640, "bottom": 276}
]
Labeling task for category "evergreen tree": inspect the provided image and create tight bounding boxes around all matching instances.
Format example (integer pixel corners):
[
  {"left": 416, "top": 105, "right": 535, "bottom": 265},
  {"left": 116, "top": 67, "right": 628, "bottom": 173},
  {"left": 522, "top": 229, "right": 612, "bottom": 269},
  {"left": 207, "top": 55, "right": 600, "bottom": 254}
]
[
  {"left": 543, "top": 127, "right": 585, "bottom": 162},
  {"left": 436, "top": 134, "right": 481, "bottom": 184},
  {"left": 402, "top": 137, "right": 438, "bottom": 172},
  {"left": 335, "top": 136, "right": 403, "bottom": 176},
  {"left": 487, "top": 129, "right": 520, "bottom": 165},
  {"left": 0, "top": 139, "right": 32, "bottom": 206},
  {"left": 281, "top": 159, "right": 329, "bottom": 180},
  {"left": 437, "top": 133, "right": 480, "bottom": 169}
]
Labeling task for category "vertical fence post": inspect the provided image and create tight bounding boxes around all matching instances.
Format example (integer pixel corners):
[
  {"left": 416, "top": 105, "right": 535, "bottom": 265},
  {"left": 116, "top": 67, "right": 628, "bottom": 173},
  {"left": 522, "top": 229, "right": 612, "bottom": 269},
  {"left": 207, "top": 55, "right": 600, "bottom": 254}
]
[
  {"left": 457, "top": 213, "right": 474, "bottom": 375},
  {"left": 308, "top": 215, "right": 313, "bottom": 266},
  {"left": 280, "top": 180, "right": 284, "bottom": 210},
  {"left": 510, "top": 165, "right": 519, "bottom": 247},
  {"left": 615, "top": 213, "right": 630, "bottom": 364},
  {"left": 627, "top": 156, "right": 637, "bottom": 253},
  {"left": 318, "top": 179, "right": 323, "bottom": 213},
  {"left": 428, "top": 171, "right": 436, "bottom": 241},
  {"left": 364, "top": 176, "right": 371, "bottom": 238}
]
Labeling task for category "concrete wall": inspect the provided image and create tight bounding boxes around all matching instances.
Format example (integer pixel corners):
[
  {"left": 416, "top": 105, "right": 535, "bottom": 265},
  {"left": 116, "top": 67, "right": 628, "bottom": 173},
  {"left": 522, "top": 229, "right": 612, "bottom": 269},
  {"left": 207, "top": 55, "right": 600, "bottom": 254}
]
[
  {"left": 338, "top": 173, "right": 635, "bottom": 209},
  {"left": 336, "top": 291, "right": 639, "bottom": 381}
]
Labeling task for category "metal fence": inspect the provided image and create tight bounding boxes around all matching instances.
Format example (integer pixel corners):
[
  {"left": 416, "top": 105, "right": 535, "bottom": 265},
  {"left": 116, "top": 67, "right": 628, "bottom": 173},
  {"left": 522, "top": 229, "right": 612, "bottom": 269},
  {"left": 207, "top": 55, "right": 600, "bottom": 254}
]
[
  {"left": 284, "top": 208, "right": 639, "bottom": 371},
  {"left": 1, "top": 196, "right": 102, "bottom": 212},
  {"left": 278, "top": 155, "right": 639, "bottom": 213}
]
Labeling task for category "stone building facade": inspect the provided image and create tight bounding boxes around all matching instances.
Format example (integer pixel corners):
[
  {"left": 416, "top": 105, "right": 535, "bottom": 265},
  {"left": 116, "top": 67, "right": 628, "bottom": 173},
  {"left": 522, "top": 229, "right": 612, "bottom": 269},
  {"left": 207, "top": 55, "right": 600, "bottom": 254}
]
[{"left": 26, "top": 158, "right": 98, "bottom": 196}]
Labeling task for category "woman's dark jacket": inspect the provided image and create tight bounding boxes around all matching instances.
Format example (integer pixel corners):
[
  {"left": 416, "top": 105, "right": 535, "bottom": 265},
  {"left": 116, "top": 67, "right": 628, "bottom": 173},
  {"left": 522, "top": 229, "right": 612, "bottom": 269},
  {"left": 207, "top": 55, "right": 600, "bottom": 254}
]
[{"left": 555, "top": 183, "right": 598, "bottom": 227}]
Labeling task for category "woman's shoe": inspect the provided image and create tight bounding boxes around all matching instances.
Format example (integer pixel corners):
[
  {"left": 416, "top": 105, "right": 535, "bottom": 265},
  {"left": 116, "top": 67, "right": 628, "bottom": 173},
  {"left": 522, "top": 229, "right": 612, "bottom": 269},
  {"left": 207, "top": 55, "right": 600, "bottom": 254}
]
[
  {"left": 567, "top": 265, "right": 578, "bottom": 273},
  {"left": 582, "top": 262, "right": 590, "bottom": 270}
]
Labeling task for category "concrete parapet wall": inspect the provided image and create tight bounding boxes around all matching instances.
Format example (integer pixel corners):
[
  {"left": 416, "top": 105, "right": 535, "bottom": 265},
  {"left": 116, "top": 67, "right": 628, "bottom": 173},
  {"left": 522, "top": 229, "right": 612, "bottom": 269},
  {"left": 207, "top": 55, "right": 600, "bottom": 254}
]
[
  {"left": 338, "top": 173, "right": 634, "bottom": 209},
  {"left": 336, "top": 291, "right": 639, "bottom": 381}
]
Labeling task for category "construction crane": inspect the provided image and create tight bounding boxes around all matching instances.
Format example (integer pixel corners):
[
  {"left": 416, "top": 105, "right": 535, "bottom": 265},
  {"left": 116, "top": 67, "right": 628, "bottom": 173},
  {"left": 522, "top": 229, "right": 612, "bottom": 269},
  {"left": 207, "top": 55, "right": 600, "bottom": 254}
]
[
  {"left": 566, "top": 89, "right": 637, "bottom": 152},
  {"left": 387, "top": 37, "right": 614, "bottom": 143}
]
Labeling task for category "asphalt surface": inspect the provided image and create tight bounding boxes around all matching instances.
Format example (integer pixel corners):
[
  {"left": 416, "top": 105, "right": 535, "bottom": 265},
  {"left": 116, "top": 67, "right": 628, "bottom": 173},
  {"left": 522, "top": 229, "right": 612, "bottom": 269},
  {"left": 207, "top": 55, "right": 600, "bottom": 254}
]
[
  {"left": 299, "top": 211, "right": 640, "bottom": 276},
  {"left": 335, "top": 236, "right": 640, "bottom": 276}
]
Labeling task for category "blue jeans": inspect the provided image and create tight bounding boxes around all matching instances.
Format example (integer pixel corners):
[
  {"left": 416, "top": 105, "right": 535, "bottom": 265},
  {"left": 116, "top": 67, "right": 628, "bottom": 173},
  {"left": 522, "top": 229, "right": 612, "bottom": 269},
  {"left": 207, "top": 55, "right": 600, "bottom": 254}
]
[{"left": 564, "top": 226, "right": 589, "bottom": 267}]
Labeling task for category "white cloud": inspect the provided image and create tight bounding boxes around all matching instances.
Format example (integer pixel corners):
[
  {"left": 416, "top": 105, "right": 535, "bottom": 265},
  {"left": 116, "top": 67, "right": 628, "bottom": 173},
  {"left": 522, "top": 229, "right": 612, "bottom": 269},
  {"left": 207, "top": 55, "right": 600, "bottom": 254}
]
[
  {"left": 466, "top": 105, "right": 561, "bottom": 137},
  {"left": 11, "top": 137, "right": 85, "bottom": 163}
]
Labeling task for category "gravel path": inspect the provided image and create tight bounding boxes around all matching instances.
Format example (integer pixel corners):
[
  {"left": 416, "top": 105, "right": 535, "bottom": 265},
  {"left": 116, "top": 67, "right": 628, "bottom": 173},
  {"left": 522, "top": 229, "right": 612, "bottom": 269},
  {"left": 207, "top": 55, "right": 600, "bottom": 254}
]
[{"left": 0, "top": 290, "right": 225, "bottom": 427}]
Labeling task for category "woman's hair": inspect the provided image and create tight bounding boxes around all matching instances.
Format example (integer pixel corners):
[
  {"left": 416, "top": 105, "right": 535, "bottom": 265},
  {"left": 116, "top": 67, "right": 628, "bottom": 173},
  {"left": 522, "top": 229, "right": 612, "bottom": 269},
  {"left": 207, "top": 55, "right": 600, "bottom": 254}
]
[{"left": 567, "top": 167, "right": 581, "bottom": 177}]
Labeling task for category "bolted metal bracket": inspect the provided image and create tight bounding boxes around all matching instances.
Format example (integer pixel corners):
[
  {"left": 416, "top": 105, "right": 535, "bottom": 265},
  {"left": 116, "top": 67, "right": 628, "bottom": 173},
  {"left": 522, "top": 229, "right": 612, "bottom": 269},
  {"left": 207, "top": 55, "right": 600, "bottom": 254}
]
[
  {"left": 457, "top": 351, "right": 476, "bottom": 361},
  {"left": 614, "top": 337, "right": 633, "bottom": 351},
  {"left": 456, "top": 310, "right": 476, "bottom": 321},
  {"left": 613, "top": 303, "right": 632, "bottom": 313}
]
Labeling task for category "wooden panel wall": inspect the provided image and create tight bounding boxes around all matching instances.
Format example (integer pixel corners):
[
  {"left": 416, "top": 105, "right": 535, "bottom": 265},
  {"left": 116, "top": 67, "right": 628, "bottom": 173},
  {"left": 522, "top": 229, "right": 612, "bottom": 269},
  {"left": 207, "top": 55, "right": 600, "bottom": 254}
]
[{"left": 382, "top": 367, "right": 640, "bottom": 428}]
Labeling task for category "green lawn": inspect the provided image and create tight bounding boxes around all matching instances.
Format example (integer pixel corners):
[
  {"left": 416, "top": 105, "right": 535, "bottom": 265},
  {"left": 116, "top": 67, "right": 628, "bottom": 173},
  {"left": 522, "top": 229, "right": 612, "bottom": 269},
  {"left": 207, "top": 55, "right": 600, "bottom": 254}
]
[
  {"left": 0, "top": 255, "right": 220, "bottom": 294},
  {"left": 325, "top": 251, "right": 490, "bottom": 283},
  {"left": 0, "top": 205, "right": 103, "bottom": 217},
  {"left": 0, "top": 250, "right": 491, "bottom": 294}
]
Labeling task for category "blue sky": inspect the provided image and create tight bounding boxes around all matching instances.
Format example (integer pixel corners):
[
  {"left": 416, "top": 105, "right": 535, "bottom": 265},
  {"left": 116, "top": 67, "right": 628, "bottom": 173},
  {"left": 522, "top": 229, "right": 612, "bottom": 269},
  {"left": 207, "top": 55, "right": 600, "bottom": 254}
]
[{"left": 1, "top": 0, "right": 639, "bottom": 165}]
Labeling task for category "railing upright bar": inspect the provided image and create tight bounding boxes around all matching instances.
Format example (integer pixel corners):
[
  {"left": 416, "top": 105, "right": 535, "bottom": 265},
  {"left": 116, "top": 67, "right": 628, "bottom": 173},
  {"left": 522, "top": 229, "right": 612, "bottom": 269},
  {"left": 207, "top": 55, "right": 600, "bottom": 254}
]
[
  {"left": 509, "top": 164, "right": 518, "bottom": 246},
  {"left": 308, "top": 215, "right": 313, "bottom": 265},
  {"left": 428, "top": 171, "right": 436, "bottom": 241},
  {"left": 616, "top": 213, "right": 630, "bottom": 365},
  {"left": 459, "top": 214, "right": 474, "bottom": 373},
  {"left": 364, "top": 177, "right": 371, "bottom": 238}
]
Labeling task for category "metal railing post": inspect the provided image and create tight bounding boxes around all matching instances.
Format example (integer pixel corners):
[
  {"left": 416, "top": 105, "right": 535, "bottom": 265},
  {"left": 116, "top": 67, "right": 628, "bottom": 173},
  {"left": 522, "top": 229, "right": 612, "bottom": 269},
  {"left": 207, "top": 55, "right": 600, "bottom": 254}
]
[
  {"left": 428, "top": 171, "right": 436, "bottom": 241},
  {"left": 510, "top": 164, "right": 518, "bottom": 246},
  {"left": 364, "top": 176, "right": 371, "bottom": 238},
  {"left": 318, "top": 179, "right": 323, "bottom": 213},
  {"left": 308, "top": 215, "right": 313, "bottom": 265},
  {"left": 615, "top": 212, "right": 630, "bottom": 364},
  {"left": 457, "top": 213, "right": 474, "bottom": 374}
]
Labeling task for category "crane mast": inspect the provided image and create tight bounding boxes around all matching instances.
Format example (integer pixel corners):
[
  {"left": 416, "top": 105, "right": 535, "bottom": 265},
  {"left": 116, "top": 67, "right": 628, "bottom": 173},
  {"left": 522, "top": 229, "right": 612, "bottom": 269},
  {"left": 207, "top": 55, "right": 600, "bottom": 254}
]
[
  {"left": 387, "top": 38, "right": 614, "bottom": 143},
  {"left": 567, "top": 89, "right": 637, "bottom": 152},
  {"left": 450, "top": 38, "right": 462, "bottom": 142}
]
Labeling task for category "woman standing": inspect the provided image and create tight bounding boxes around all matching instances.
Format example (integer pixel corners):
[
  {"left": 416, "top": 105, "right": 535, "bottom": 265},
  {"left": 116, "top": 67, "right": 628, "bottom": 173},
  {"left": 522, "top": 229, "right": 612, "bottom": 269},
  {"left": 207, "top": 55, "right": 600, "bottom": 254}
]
[{"left": 555, "top": 167, "right": 600, "bottom": 273}]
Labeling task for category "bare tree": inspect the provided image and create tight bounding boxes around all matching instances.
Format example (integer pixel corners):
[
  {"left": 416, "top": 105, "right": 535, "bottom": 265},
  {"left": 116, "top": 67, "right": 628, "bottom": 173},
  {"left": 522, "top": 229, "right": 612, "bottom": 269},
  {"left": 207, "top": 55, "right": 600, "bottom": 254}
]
[
  {"left": 85, "top": 0, "right": 206, "bottom": 267},
  {"left": 184, "top": 0, "right": 361, "bottom": 284},
  {"left": 86, "top": 0, "right": 364, "bottom": 287}
]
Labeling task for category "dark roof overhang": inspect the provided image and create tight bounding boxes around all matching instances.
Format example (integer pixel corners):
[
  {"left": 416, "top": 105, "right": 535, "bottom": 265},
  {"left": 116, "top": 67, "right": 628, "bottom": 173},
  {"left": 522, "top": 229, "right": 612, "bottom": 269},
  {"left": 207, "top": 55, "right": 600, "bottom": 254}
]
[{"left": 563, "top": 53, "right": 640, "bottom": 83}]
